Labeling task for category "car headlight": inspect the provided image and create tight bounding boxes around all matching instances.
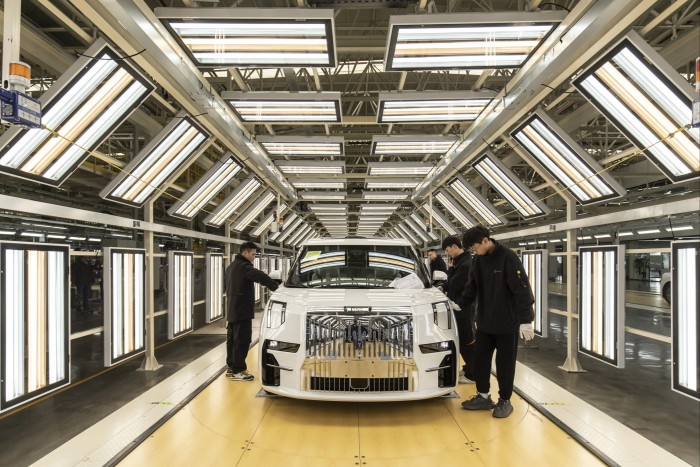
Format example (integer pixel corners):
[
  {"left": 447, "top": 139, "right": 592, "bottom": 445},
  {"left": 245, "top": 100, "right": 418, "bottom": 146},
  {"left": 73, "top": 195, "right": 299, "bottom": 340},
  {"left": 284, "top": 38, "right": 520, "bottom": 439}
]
[
  {"left": 266, "top": 300, "right": 286, "bottom": 328},
  {"left": 432, "top": 301, "right": 452, "bottom": 330}
]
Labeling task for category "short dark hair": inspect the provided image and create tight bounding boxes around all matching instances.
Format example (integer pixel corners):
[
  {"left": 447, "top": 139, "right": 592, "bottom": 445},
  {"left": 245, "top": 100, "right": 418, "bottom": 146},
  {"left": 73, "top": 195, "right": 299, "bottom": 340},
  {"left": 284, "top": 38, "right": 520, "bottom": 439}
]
[
  {"left": 441, "top": 236, "right": 462, "bottom": 250},
  {"left": 428, "top": 249, "right": 438, "bottom": 254},
  {"left": 239, "top": 241, "right": 258, "bottom": 254},
  {"left": 462, "top": 226, "right": 490, "bottom": 248}
]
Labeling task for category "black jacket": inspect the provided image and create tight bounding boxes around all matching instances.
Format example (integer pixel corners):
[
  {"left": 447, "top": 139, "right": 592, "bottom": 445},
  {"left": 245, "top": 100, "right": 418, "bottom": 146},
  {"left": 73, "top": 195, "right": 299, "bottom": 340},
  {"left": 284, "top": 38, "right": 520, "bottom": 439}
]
[
  {"left": 459, "top": 241, "right": 534, "bottom": 334},
  {"left": 430, "top": 255, "right": 448, "bottom": 276},
  {"left": 442, "top": 252, "right": 471, "bottom": 319},
  {"left": 225, "top": 254, "right": 279, "bottom": 322}
]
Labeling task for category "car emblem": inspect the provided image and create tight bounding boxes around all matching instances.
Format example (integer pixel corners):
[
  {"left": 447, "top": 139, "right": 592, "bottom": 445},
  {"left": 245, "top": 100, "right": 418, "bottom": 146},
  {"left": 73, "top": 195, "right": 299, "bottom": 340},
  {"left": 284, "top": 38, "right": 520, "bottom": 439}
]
[{"left": 345, "top": 306, "right": 372, "bottom": 314}]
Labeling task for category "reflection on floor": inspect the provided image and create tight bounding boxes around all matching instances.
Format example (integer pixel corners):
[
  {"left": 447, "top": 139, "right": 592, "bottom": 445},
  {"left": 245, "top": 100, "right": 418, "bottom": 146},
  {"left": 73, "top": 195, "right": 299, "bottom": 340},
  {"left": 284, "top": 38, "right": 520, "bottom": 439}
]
[{"left": 548, "top": 283, "right": 670, "bottom": 309}]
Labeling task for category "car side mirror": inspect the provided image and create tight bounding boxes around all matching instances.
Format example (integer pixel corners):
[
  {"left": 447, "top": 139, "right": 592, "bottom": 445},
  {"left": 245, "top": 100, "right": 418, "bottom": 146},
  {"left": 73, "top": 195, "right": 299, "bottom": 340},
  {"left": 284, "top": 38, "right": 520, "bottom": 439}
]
[
  {"left": 269, "top": 269, "right": 283, "bottom": 283},
  {"left": 432, "top": 270, "right": 447, "bottom": 282}
]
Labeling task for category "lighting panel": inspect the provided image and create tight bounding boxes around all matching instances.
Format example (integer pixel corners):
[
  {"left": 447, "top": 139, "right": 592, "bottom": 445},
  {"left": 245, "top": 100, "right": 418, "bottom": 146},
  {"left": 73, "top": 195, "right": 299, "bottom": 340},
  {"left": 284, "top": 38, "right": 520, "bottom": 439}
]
[
  {"left": 471, "top": 151, "right": 550, "bottom": 219},
  {"left": 521, "top": 249, "right": 548, "bottom": 338},
  {"left": 275, "top": 160, "right": 344, "bottom": 175},
  {"left": 103, "top": 248, "right": 146, "bottom": 366},
  {"left": 300, "top": 191, "right": 346, "bottom": 200},
  {"left": 101, "top": 113, "right": 211, "bottom": 207},
  {"left": 371, "top": 135, "right": 457, "bottom": 155},
  {"left": 222, "top": 91, "right": 342, "bottom": 123},
  {"left": 269, "top": 212, "right": 298, "bottom": 242},
  {"left": 206, "top": 253, "right": 224, "bottom": 323},
  {"left": 511, "top": 109, "right": 626, "bottom": 205},
  {"left": 0, "top": 242, "right": 69, "bottom": 411},
  {"left": 409, "top": 213, "right": 439, "bottom": 241},
  {"left": 156, "top": 8, "right": 336, "bottom": 68},
  {"left": 311, "top": 205, "right": 347, "bottom": 214},
  {"left": 434, "top": 191, "right": 477, "bottom": 228},
  {"left": 0, "top": 39, "right": 155, "bottom": 187},
  {"left": 395, "top": 223, "right": 419, "bottom": 245},
  {"left": 377, "top": 91, "right": 495, "bottom": 123},
  {"left": 291, "top": 179, "right": 345, "bottom": 189},
  {"left": 167, "top": 251, "right": 193, "bottom": 339},
  {"left": 254, "top": 256, "right": 261, "bottom": 301},
  {"left": 292, "top": 229, "right": 316, "bottom": 248},
  {"left": 367, "top": 162, "right": 433, "bottom": 176},
  {"left": 203, "top": 175, "right": 262, "bottom": 227},
  {"left": 232, "top": 190, "right": 277, "bottom": 232},
  {"left": 573, "top": 32, "right": 699, "bottom": 183},
  {"left": 579, "top": 245, "right": 625, "bottom": 368},
  {"left": 359, "top": 204, "right": 399, "bottom": 213},
  {"left": 362, "top": 191, "right": 409, "bottom": 200},
  {"left": 276, "top": 217, "right": 304, "bottom": 243},
  {"left": 385, "top": 12, "right": 564, "bottom": 71},
  {"left": 448, "top": 174, "right": 506, "bottom": 226},
  {"left": 168, "top": 153, "right": 242, "bottom": 220},
  {"left": 251, "top": 202, "right": 289, "bottom": 237},
  {"left": 671, "top": 240, "right": 699, "bottom": 399},
  {"left": 365, "top": 178, "right": 420, "bottom": 189},
  {"left": 420, "top": 203, "right": 458, "bottom": 235},
  {"left": 286, "top": 224, "right": 312, "bottom": 247},
  {"left": 404, "top": 217, "right": 431, "bottom": 243},
  {"left": 258, "top": 136, "right": 343, "bottom": 158}
]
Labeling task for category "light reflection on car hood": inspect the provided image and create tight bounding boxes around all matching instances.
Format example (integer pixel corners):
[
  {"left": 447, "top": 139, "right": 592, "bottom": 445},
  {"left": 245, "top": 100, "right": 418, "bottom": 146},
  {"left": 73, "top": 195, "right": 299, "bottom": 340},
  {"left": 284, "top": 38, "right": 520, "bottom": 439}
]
[{"left": 272, "top": 286, "right": 446, "bottom": 309}]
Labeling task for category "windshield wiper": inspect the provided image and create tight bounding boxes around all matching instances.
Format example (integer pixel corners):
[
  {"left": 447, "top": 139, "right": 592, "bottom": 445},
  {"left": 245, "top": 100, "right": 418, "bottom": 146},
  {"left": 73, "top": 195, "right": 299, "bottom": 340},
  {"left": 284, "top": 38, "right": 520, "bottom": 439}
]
[{"left": 285, "top": 283, "right": 309, "bottom": 288}]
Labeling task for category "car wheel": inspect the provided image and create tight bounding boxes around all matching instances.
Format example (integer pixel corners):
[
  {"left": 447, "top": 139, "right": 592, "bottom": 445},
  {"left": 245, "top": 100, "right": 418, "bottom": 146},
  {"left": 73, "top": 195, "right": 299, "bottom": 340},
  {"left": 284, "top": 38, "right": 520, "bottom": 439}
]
[{"left": 662, "top": 283, "right": 671, "bottom": 304}]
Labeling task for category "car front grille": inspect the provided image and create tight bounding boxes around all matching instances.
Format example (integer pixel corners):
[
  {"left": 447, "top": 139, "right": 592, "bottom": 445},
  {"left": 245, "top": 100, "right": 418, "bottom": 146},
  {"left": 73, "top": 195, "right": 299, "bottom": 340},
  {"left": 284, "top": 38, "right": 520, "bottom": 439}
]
[{"left": 310, "top": 377, "right": 409, "bottom": 392}]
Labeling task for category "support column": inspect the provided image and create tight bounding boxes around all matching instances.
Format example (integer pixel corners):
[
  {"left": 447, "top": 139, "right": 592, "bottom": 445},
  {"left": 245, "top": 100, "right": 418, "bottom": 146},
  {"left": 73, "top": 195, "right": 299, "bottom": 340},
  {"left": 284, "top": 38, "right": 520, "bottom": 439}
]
[{"left": 140, "top": 200, "right": 162, "bottom": 371}]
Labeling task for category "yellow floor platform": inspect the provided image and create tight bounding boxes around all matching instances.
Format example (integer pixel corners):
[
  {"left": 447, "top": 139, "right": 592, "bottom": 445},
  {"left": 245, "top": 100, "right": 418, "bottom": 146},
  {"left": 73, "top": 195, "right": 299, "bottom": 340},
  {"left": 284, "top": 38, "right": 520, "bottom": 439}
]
[{"left": 119, "top": 347, "right": 601, "bottom": 467}]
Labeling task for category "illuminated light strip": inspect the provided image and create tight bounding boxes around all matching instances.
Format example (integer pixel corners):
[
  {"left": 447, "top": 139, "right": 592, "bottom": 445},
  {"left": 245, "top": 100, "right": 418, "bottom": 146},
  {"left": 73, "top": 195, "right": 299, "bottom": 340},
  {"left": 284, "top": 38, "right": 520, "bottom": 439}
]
[
  {"left": 410, "top": 213, "right": 439, "bottom": 241},
  {"left": 292, "top": 228, "right": 316, "bottom": 247},
  {"left": 371, "top": 134, "right": 457, "bottom": 155},
  {"left": 299, "top": 251, "right": 346, "bottom": 273},
  {"left": 206, "top": 253, "right": 224, "bottom": 323},
  {"left": 275, "top": 160, "right": 344, "bottom": 174},
  {"left": 368, "top": 251, "right": 415, "bottom": 270},
  {"left": 232, "top": 190, "right": 277, "bottom": 232},
  {"left": 222, "top": 91, "right": 342, "bottom": 123},
  {"left": 377, "top": 91, "right": 496, "bottom": 123},
  {"left": 434, "top": 191, "right": 477, "bottom": 228},
  {"left": 275, "top": 217, "right": 304, "bottom": 243},
  {"left": 298, "top": 191, "right": 346, "bottom": 199},
  {"left": 672, "top": 240, "right": 699, "bottom": 399},
  {"left": 258, "top": 135, "right": 343, "bottom": 157},
  {"left": 362, "top": 191, "right": 408, "bottom": 200},
  {"left": 403, "top": 218, "right": 430, "bottom": 243},
  {"left": 204, "top": 175, "right": 262, "bottom": 227},
  {"left": 395, "top": 223, "right": 419, "bottom": 245},
  {"left": 251, "top": 202, "right": 289, "bottom": 237},
  {"left": 448, "top": 174, "right": 505, "bottom": 226},
  {"left": 269, "top": 212, "right": 298, "bottom": 242},
  {"left": 419, "top": 203, "right": 458, "bottom": 236},
  {"left": 291, "top": 179, "right": 345, "bottom": 189},
  {"left": 367, "top": 162, "right": 433, "bottom": 176},
  {"left": 168, "top": 251, "right": 193, "bottom": 339},
  {"left": 522, "top": 249, "right": 548, "bottom": 337},
  {"left": 287, "top": 223, "right": 313, "bottom": 246},
  {"left": 365, "top": 178, "right": 419, "bottom": 189},
  {"left": 168, "top": 154, "right": 242, "bottom": 220}
]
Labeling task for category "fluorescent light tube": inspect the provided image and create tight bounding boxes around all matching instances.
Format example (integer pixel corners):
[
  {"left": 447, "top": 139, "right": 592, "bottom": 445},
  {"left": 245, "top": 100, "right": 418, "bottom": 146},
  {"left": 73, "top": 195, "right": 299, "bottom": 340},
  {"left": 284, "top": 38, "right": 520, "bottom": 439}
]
[
  {"left": 223, "top": 91, "right": 342, "bottom": 123},
  {"left": 522, "top": 249, "right": 548, "bottom": 337},
  {"left": 666, "top": 225, "right": 693, "bottom": 232},
  {"left": 362, "top": 191, "right": 409, "bottom": 200},
  {"left": 277, "top": 218, "right": 305, "bottom": 243},
  {"left": 434, "top": 190, "right": 477, "bottom": 228},
  {"left": 371, "top": 134, "right": 457, "bottom": 155},
  {"left": 0, "top": 230, "right": 15, "bottom": 235},
  {"left": 275, "top": 160, "right": 344, "bottom": 174},
  {"left": 367, "top": 162, "right": 433, "bottom": 176},
  {"left": 291, "top": 179, "right": 345, "bottom": 189},
  {"left": 68, "top": 236, "right": 86, "bottom": 241},
  {"left": 206, "top": 253, "right": 224, "bottom": 323},
  {"left": 203, "top": 175, "right": 262, "bottom": 227},
  {"left": 251, "top": 202, "right": 289, "bottom": 238},
  {"left": 395, "top": 223, "right": 419, "bottom": 244},
  {"left": 420, "top": 203, "right": 458, "bottom": 235},
  {"left": 618, "top": 231, "right": 634, "bottom": 237},
  {"left": 638, "top": 229, "right": 661, "bottom": 234},
  {"left": 672, "top": 240, "right": 699, "bottom": 399},
  {"left": 20, "top": 232, "right": 43, "bottom": 238},
  {"left": 365, "top": 178, "right": 419, "bottom": 189},
  {"left": 258, "top": 136, "right": 343, "bottom": 157},
  {"left": 409, "top": 213, "right": 439, "bottom": 241},
  {"left": 594, "top": 234, "right": 611, "bottom": 239},
  {"left": 448, "top": 174, "right": 506, "bottom": 226},
  {"left": 168, "top": 251, "right": 193, "bottom": 339},
  {"left": 232, "top": 190, "right": 277, "bottom": 232},
  {"left": 378, "top": 91, "right": 495, "bottom": 123},
  {"left": 300, "top": 191, "right": 346, "bottom": 200}
]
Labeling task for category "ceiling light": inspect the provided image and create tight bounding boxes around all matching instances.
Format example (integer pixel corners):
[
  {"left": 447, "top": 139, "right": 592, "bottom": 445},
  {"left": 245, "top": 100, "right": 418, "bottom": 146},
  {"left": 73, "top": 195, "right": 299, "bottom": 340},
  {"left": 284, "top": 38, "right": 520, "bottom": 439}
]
[
  {"left": 276, "top": 217, "right": 305, "bottom": 243},
  {"left": 409, "top": 213, "right": 438, "bottom": 241},
  {"left": 168, "top": 153, "right": 242, "bottom": 220},
  {"left": 291, "top": 179, "right": 345, "bottom": 189},
  {"left": 232, "top": 190, "right": 277, "bottom": 232},
  {"left": 311, "top": 205, "right": 347, "bottom": 212},
  {"left": 666, "top": 225, "right": 693, "bottom": 232},
  {"left": 548, "top": 239, "right": 561, "bottom": 243},
  {"left": 0, "top": 230, "right": 16, "bottom": 235},
  {"left": 378, "top": 91, "right": 495, "bottom": 123},
  {"left": 365, "top": 178, "right": 419, "bottom": 189},
  {"left": 573, "top": 32, "right": 699, "bottom": 183},
  {"left": 269, "top": 212, "right": 298, "bottom": 241},
  {"left": 286, "top": 223, "right": 312, "bottom": 246},
  {"left": 618, "top": 231, "right": 634, "bottom": 237},
  {"left": 258, "top": 136, "right": 343, "bottom": 157},
  {"left": 300, "top": 191, "right": 346, "bottom": 200},
  {"left": 250, "top": 202, "right": 289, "bottom": 238},
  {"left": 371, "top": 135, "right": 457, "bottom": 155},
  {"left": 222, "top": 91, "right": 342, "bottom": 123},
  {"left": 20, "top": 232, "right": 43, "bottom": 238},
  {"left": 638, "top": 228, "right": 661, "bottom": 234},
  {"left": 367, "top": 162, "right": 433, "bottom": 176},
  {"left": 471, "top": 151, "right": 550, "bottom": 219},
  {"left": 448, "top": 174, "right": 506, "bottom": 226},
  {"left": 420, "top": 203, "right": 458, "bottom": 235},
  {"left": 203, "top": 175, "right": 262, "bottom": 227},
  {"left": 434, "top": 191, "right": 477, "bottom": 228},
  {"left": 395, "top": 223, "right": 419, "bottom": 245},
  {"left": 385, "top": 11, "right": 564, "bottom": 71},
  {"left": 101, "top": 113, "right": 211, "bottom": 207},
  {"left": 157, "top": 8, "right": 336, "bottom": 68},
  {"left": 577, "top": 236, "right": 592, "bottom": 240},
  {"left": 511, "top": 108, "right": 626, "bottom": 205},
  {"left": 594, "top": 234, "right": 611, "bottom": 239},
  {"left": 275, "top": 160, "right": 344, "bottom": 174},
  {"left": 362, "top": 191, "right": 409, "bottom": 200},
  {"left": 68, "top": 236, "right": 86, "bottom": 241},
  {"left": 0, "top": 39, "right": 154, "bottom": 187}
]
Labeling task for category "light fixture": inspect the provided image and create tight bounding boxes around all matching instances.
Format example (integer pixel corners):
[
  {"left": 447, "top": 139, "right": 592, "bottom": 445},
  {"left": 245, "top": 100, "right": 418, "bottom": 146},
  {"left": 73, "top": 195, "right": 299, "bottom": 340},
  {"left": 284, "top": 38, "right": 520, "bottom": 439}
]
[
  {"left": 573, "top": 31, "right": 699, "bottom": 183},
  {"left": 286, "top": 223, "right": 312, "bottom": 247},
  {"left": 579, "top": 245, "right": 625, "bottom": 368},
  {"left": 311, "top": 205, "right": 347, "bottom": 213},
  {"left": 395, "top": 223, "right": 419, "bottom": 245},
  {"left": 367, "top": 162, "right": 433, "bottom": 176},
  {"left": 671, "top": 240, "right": 699, "bottom": 399},
  {"left": 276, "top": 160, "right": 345, "bottom": 175},
  {"left": 100, "top": 113, "right": 211, "bottom": 207},
  {"left": 0, "top": 39, "right": 154, "bottom": 187},
  {"left": 292, "top": 228, "right": 316, "bottom": 247},
  {"left": 300, "top": 191, "right": 346, "bottom": 200},
  {"left": 618, "top": 231, "right": 634, "bottom": 237},
  {"left": 269, "top": 212, "right": 299, "bottom": 242},
  {"left": 300, "top": 251, "right": 346, "bottom": 273},
  {"left": 258, "top": 136, "right": 343, "bottom": 158},
  {"left": 521, "top": 249, "right": 548, "bottom": 338},
  {"left": 377, "top": 91, "right": 495, "bottom": 123},
  {"left": 548, "top": 239, "right": 561, "bottom": 243},
  {"left": 275, "top": 217, "right": 304, "bottom": 243},
  {"left": 206, "top": 253, "right": 224, "bottom": 323},
  {"left": 638, "top": 228, "right": 661, "bottom": 235},
  {"left": 410, "top": 213, "right": 439, "bottom": 241},
  {"left": 385, "top": 11, "right": 564, "bottom": 71},
  {"left": 577, "top": 236, "right": 592, "bottom": 240},
  {"left": 420, "top": 203, "right": 458, "bottom": 236},
  {"left": 203, "top": 175, "right": 262, "bottom": 227},
  {"left": 404, "top": 217, "right": 432, "bottom": 243},
  {"left": 365, "top": 178, "right": 419, "bottom": 189},
  {"left": 157, "top": 8, "right": 336, "bottom": 68},
  {"left": 448, "top": 174, "right": 506, "bottom": 226},
  {"left": 666, "top": 225, "right": 694, "bottom": 232},
  {"left": 511, "top": 108, "right": 626, "bottom": 205},
  {"left": 68, "top": 236, "right": 86, "bottom": 241},
  {"left": 371, "top": 135, "right": 457, "bottom": 155},
  {"left": 594, "top": 234, "right": 611, "bottom": 239},
  {"left": 222, "top": 91, "right": 342, "bottom": 123},
  {"left": 232, "top": 190, "right": 277, "bottom": 232},
  {"left": 254, "top": 256, "right": 262, "bottom": 301},
  {"left": 168, "top": 153, "right": 242, "bottom": 220},
  {"left": 0, "top": 243, "right": 69, "bottom": 412},
  {"left": 291, "top": 179, "right": 345, "bottom": 189},
  {"left": 103, "top": 248, "right": 146, "bottom": 366},
  {"left": 251, "top": 202, "right": 289, "bottom": 237},
  {"left": 20, "top": 232, "right": 43, "bottom": 238},
  {"left": 471, "top": 151, "right": 550, "bottom": 219},
  {"left": 434, "top": 190, "right": 477, "bottom": 228},
  {"left": 0, "top": 230, "right": 15, "bottom": 235},
  {"left": 362, "top": 191, "right": 409, "bottom": 200},
  {"left": 46, "top": 234, "right": 66, "bottom": 240},
  {"left": 168, "top": 251, "right": 193, "bottom": 339}
]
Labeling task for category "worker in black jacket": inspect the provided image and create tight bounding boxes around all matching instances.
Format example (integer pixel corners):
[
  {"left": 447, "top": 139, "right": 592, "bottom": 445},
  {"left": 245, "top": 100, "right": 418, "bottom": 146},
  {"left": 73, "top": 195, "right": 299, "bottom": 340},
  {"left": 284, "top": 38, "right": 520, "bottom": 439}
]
[
  {"left": 459, "top": 226, "right": 535, "bottom": 419},
  {"left": 427, "top": 249, "right": 447, "bottom": 278},
  {"left": 225, "top": 242, "right": 279, "bottom": 381},
  {"left": 440, "top": 236, "right": 475, "bottom": 384}
]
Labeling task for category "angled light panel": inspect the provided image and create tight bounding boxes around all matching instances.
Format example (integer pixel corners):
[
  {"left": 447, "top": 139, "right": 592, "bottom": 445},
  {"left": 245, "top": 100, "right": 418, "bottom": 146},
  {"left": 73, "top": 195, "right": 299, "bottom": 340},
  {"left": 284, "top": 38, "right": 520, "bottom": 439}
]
[
  {"left": 251, "top": 202, "right": 289, "bottom": 237},
  {"left": 434, "top": 190, "right": 477, "bottom": 229},
  {"left": 420, "top": 203, "right": 458, "bottom": 235},
  {"left": 511, "top": 109, "right": 626, "bottom": 205},
  {"left": 579, "top": 245, "right": 625, "bottom": 368},
  {"left": 405, "top": 217, "right": 432, "bottom": 243},
  {"left": 671, "top": 240, "right": 699, "bottom": 400},
  {"left": 103, "top": 248, "right": 145, "bottom": 366},
  {"left": 368, "top": 162, "right": 433, "bottom": 176},
  {"left": 371, "top": 135, "right": 457, "bottom": 155},
  {"left": 232, "top": 189, "right": 277, "bottom": 232},
  {"left": 156, "top": 8, "right": 336, "bottom": 68},
  {"left": 448, "top": 174, "right": 506, "bottom": 226},
  {"left": 287, "top": 223, "right": 312, "bottom": 246},
  {"left": 276, "top": 160, "right": 344, "bottom": 174},
  {"left": 362, "top": 191, "right": 409, "bottom": 200},
  {"left": 365, "top": 178, "right": 419, "bottom": 189},
  {"left": 378, "top": 91, "right": 495, "bottom": 123},
  {"left": 409, "top": 213, "right": 439, "bottom": 241},
  {"left": 395, "top": 223, "right": 419, "bottom": 245},
  {"left": 168, "top": 251, "right": 193, "bottom": 339},
  {"left": 472, "top": 151, "right": 550, "bottom": 219},
  {"left": 300, "top": 191, "right": 346, "bottom": 201},
  {"left": 0, "top": 39, "right": 154, "bottom": 187},
  {"left": 269, "top": 212, "right": 299, "bottom": 242},
  {"left": 277, "top": 217, "right": 304, "bottom": 243},
  {"left": 385, "top": 12, "right": 564, "bottom": 71},
  {"left": 100, "top": 113, "right": 211, "bottom": 207},
  {"left": 206, "top": 253, "right": 224, "bottom": 323},
  {"left": 223, "top": 91, "right": 341, "bottom": 123},
  {"left": 258, "top": 136, "right": 343, "bottom": 158},
  {"left": 573, "top": 32, "right": 699, "bottom": 183},
  {"left": 204, "top": 175, "right": 262, "bottom": 227},
  {"left": 522, "top": 249, "right": 548, "bottom": 338},
  {"left": 168, "top": 153, "right": 242, "bottom": 220}
]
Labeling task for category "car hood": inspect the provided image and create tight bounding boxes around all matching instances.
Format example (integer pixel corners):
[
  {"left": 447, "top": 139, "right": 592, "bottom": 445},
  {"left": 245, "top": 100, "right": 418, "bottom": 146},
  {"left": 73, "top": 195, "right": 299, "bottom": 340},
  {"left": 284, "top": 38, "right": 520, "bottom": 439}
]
[{"left": 272, "top": 286, "right": 445, "bottom": 309}]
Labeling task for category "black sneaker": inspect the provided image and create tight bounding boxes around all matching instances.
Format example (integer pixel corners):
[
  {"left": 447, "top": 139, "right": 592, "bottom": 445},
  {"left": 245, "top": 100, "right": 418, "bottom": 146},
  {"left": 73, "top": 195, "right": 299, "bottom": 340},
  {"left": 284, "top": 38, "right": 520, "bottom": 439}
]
[
  {"left": 492, "top": 399, "right": 513, "bottom": 418},
  {"left": 225, "top": 367, "right": 234, "bottom": 377},
  {"left": 230, "top": 370, "right": 254, "bottom": 381},
  {"left": 461, "top": 394, "right": 495, "bottom": 410}
]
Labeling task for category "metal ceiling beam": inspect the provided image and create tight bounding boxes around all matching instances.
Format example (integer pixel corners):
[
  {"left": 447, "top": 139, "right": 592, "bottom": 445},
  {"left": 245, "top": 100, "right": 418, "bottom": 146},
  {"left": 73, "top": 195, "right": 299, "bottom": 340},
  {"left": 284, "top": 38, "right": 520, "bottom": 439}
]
[{"left": 30, "top": 0, "right": 92, "bottom": 44}]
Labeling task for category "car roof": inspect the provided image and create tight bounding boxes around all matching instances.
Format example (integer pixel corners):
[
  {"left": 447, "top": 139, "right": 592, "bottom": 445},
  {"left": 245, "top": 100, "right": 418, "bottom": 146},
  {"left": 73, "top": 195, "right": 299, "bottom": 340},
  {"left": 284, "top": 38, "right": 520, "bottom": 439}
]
[{"left": 302, "top": 238, "right": 412, "bottom": 247}]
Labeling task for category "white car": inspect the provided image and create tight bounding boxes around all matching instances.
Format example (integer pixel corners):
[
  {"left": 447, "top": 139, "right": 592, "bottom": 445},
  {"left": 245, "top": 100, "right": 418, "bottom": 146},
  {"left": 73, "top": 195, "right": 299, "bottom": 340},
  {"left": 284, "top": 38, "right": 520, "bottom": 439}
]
[{"left": 259, "top": 238, "right": 458, "bottom": 401}]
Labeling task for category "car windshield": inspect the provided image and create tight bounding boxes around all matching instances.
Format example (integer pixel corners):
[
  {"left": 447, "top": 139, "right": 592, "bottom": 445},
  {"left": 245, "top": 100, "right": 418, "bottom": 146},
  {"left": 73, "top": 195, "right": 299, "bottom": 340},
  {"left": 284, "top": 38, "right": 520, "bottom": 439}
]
[{"left": 286, "top": 244, "right": 430, "bottom": 289}]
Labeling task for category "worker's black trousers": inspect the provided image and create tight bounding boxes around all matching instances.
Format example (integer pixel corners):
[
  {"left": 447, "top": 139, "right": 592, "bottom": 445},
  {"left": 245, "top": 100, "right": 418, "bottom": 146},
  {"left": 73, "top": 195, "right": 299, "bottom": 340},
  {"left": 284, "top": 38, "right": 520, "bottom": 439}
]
[
  {"left": 473, "top": 329, "right": 519, "bottom": 401},
  {"left": 454, "top": 312, "right": 475, "bottom": 380},
  {"left": 226, "top": 319, "right": 252, "bottom": 373}
]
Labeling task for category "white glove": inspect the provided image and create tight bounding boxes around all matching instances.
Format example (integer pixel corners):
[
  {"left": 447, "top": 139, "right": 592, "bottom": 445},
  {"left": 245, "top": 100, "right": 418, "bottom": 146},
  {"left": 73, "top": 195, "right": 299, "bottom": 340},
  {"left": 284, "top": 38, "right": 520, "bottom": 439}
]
[
  {"left": 449, "top": 300, "right": 461, "bottom": 311},
  {"left": 519, "top": 323, "right": 535, "bottom": 341}
]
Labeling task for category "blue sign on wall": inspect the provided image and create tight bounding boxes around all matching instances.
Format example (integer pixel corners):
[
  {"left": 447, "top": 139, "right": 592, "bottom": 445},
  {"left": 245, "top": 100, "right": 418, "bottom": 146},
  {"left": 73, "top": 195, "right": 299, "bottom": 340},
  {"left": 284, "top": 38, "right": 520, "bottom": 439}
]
[{"left": 0, "top": 88, "right": 41, "bottom": 128}]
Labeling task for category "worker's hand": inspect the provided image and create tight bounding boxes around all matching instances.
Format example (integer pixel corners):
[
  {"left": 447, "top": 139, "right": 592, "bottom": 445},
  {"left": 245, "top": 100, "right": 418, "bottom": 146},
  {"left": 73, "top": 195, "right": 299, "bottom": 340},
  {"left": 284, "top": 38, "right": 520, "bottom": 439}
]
[
  {"left": 449, "top": 300, "right": 461, "bottom": 312},
  {"left": 519, "top": 323, "right": 535, "bottom": 341}
]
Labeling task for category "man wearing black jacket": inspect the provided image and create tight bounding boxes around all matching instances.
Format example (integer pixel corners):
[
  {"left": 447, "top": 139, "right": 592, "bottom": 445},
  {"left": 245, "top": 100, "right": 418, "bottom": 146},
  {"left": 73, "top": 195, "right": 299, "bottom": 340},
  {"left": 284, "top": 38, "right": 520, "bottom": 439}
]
[
  {"left": 427, "top": 249, "right": 447, "bottom": 278},
  {"left": 440, "top": 237, "right": 475, "bottom": 384},
  {"left": 225, "top": 242, "right": 279, "bottom": 381},
  {"left": 459, "top": 226, "right": 535, "bottom": 418}
]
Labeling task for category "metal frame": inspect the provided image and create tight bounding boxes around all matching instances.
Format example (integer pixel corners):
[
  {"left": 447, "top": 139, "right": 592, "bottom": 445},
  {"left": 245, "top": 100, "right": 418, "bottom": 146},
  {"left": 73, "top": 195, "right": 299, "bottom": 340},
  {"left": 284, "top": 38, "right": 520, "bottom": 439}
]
[
  {"left": 377, "top": 90, "right": 496, "bottom": 123},
  {"left": 521, "top": 249, "right": 548, "bottom": 338},
  {"left": 167, "top": 251, "right": 194, "bottom": 340},
  {"left": 206, "top": 252, "right": 224, "bottom": 323},
  {"left": 671, "top": 240, "right": 699, "bottom": 400},
  {"left": 222, "top": 91, "right": 342, "bottom": 123}
]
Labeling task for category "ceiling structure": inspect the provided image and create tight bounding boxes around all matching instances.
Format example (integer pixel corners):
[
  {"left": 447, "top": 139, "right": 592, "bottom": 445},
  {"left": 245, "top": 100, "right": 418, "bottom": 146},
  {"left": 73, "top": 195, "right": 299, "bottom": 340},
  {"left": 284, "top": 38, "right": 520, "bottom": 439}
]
[{"left": 0, "top": 0, "right": 698, "bottom": 246}]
